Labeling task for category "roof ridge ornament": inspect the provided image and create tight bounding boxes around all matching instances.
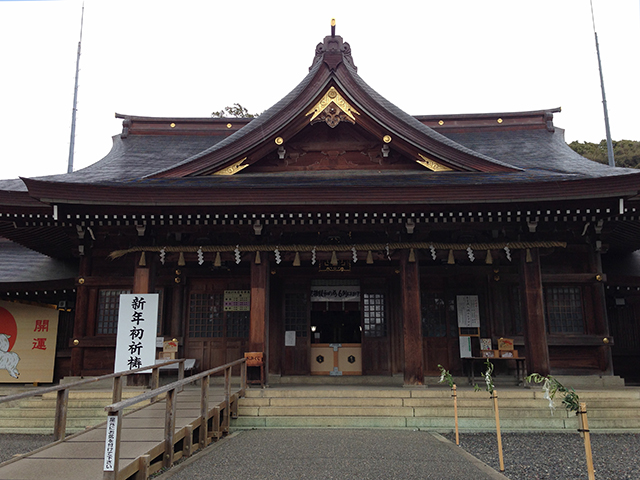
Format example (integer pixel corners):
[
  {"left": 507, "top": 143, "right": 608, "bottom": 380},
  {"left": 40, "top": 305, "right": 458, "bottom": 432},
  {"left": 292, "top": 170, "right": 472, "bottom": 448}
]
[
  {"left": 306, "top": 86, "right": 360, "bottom": 128},
  {"left": 311, "top": 19, "right": 357, "bottom": 72}
]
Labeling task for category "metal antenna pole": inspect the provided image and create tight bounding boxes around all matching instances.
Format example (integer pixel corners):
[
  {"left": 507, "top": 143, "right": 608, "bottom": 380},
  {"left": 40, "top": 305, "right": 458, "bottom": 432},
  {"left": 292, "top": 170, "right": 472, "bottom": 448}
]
[
  {"left": 67, "top": 2, "right": 85, "bottom": 174},
  {"left": 590, "top": 0, "right": 615, "bottom": 167}
]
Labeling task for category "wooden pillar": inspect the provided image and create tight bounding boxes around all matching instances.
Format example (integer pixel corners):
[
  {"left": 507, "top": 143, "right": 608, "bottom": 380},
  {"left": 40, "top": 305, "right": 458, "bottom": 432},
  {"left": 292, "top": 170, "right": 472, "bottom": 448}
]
[
  {"left": 71, "top": 255, "right": 92, "bottom": 376},
  {"left": 249, "top": 259, "right": 269, "bottom": 354},
  {"left": 133, "top": 253, "right": 151, "bottom": 294},
  {"left": 589, "top": 249, "right": 613, "bottom": 374},
  {"left": 170, "top": 284, "right": 184, "bottom": 339},
  {"left": 520, "top": 248, "right": 550, "bottom": 376},
  {"left": 400, "top": 250, "right": 423, "bottom": 385}
]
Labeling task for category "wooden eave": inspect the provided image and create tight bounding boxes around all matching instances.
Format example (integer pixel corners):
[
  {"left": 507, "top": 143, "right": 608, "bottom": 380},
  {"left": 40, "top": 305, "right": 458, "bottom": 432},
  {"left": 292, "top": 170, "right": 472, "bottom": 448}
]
[{"left": 20, "top": 174, "right": 640, "bottom": 207}]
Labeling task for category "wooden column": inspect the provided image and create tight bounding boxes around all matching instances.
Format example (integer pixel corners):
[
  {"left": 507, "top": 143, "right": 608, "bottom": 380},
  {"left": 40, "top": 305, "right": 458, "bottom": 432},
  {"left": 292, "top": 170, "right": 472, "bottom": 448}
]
[
  {"left": 170, "top": 284, "right": 184, "bottom": 339},
  {"left": 71, "top": 255, "right": 91, "bottom": 376},
  {"left": 249, "top": 259, "right": 269, "bottom": 354},
  {"left": 589, "top": 249, "right": 613, "bottom": 374},
  {"left": 133, "top": 253, "right": 151, "bottom": 294},
  {"left": 520, "top": 248, "right": 550, "bottom": 376},
  {"left": 400, "top": 250, "right": 424, "bottom": 385}
]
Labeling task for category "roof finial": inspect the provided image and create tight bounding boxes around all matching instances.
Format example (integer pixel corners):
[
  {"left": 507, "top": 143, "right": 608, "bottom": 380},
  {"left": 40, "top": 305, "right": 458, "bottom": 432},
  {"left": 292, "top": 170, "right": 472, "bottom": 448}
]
[{"left": 331, "top": 18, "right": 336, "bottom": 37}]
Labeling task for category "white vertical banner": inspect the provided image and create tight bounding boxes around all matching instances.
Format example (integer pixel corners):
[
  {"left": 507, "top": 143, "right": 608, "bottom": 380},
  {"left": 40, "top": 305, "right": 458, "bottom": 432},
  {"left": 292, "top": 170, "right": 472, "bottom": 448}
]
[
  {"left": 114, "top": 293, "right": 159, "bottom": 373},
  {"left": 103, "top": 415, "right": 118, "bottom": 471}
]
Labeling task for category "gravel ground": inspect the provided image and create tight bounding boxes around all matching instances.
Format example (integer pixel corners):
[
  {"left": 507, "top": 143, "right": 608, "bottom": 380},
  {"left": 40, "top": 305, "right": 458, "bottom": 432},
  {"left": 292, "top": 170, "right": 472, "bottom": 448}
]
[
  {"left": 3, "top": 432, "right": 640, "bottom": 479},
  {"left": 443, "top": 432, "right": 640, "bottom": 480},
  {"left": 0, "top": 434, "right": 54, "bottom": 464}
]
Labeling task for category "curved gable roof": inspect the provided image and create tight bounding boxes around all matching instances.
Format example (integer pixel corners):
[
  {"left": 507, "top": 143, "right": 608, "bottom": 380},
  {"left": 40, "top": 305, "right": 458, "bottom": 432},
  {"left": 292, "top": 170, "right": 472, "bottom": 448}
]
[{"left": 149, "top": 33, "right": 520, "bottom": 178}]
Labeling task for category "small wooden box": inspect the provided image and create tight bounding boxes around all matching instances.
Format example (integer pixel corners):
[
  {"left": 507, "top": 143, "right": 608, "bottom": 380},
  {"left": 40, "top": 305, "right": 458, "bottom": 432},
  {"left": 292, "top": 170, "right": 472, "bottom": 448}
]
[
  {"left": 499, "top": 349, "right": 518, "bottom": 358},
  {"left": 481, "top": 349, "right": 499, "bottom": 358},
  {"left": 498, "top": 338, "right": 514, "bottom": 351},
  {"left": 158, "top": 351, "right": 175, "bottom": 360}
]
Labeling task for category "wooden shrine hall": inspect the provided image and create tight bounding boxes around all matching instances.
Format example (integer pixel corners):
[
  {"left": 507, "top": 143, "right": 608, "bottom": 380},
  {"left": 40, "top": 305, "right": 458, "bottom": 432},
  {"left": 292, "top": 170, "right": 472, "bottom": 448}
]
[{"left": 3, "top": 25, "right": 640, "bottom": 386}]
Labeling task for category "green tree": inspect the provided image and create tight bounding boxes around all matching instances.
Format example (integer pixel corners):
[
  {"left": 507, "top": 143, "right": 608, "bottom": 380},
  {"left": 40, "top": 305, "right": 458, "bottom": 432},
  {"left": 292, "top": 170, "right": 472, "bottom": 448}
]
[
  {"left": 211, "top": 103, "right": 258, "bottom": 118},
  {"left": 568, "top": 140, "right": 640, "bottom": 168}
]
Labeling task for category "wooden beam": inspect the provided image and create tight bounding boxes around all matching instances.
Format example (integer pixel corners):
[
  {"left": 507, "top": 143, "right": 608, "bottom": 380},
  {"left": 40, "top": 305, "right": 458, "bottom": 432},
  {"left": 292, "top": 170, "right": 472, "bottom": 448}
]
[
  {"left": 520, "top": 248, "right": 550, "bottom": 376},
  {"left": 400, "top": 250, "right": 424, "bottom": 385}
]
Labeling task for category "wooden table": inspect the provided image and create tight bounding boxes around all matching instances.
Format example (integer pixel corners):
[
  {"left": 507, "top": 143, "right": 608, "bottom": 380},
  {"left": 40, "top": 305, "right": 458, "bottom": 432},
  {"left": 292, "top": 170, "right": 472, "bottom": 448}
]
[{"left": 464, "top": 356, "right": 527, "bottom": 386}]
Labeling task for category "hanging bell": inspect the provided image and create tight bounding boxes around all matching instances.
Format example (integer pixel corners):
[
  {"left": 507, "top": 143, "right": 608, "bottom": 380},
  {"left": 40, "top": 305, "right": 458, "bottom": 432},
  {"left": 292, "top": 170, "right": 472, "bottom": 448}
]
[
  {"left": 447, "top": 249, "right": 455, "bottom": 265},
  {"left": 330, "top": 251, "right": 338, "bottom": 266},
  {"left": 255, "top": 251, "right": 261, "bottom": 264},
  {"left": 214, "top": 252, "right": 221, "bottom": 267},
  {"left": 526, "top": 248, "right": 533, "bottom": 263},
  {"left": 293, "top": 251, "right": 301, "bottom": 267},
  {"left": 408, "top": 248, "right": 416, "bottom": 263},
  {"left": 178, "top": 252, "right": 185, "bottom": 266},
  {"left": 139, "top": 251, "right": 146, "bottom": 267}
]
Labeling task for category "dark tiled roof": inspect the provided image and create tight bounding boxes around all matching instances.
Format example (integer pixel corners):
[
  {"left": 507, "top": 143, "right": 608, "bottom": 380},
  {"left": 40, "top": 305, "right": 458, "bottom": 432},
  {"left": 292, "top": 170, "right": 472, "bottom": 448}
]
[
  {"left": 442, "top": 128, "right": 625, "bottom": 177},
  {"left": 0, "top": 238, "right": 77, "bottom": 283},
  {"left": 30, "top": 135, "right": 227, "bottom": 184},
  {"left": 146, "top": 58, "right": 327, "bottom": 177},
  {"left": 0, "top": 179, "right": 28, "bottom": 192},
  {"left": 341, "top": 60, "right": 518, "bottom": 171}
]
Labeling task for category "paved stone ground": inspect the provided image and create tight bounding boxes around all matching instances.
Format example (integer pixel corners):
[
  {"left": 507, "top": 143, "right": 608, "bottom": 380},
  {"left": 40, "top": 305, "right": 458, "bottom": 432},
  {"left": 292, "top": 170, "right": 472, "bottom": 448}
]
[{"left": 158, "top": 429, "right": 507, "bottom": 480}]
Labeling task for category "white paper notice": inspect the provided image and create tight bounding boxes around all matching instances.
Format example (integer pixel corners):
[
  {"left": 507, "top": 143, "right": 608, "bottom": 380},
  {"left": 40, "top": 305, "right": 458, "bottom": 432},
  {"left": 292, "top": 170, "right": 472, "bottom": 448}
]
[
  {"left": 285, "top": 330, "right": 296, "bottom": 347},
  {"left": 459, "top": 336, "right": 472, "bottom": 358}
]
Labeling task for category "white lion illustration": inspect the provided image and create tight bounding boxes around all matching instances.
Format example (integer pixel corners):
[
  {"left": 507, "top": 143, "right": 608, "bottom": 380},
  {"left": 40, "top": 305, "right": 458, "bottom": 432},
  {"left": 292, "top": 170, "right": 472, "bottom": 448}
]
[{"left": 0, "top": 333, "right": 20, "bottom": 378}]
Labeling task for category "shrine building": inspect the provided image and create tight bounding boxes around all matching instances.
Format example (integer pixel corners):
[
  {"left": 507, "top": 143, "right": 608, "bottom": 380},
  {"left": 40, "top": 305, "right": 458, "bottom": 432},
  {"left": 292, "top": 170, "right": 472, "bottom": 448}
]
[{"left": 2, "top": 26, "right": 640, "bottom": 386}]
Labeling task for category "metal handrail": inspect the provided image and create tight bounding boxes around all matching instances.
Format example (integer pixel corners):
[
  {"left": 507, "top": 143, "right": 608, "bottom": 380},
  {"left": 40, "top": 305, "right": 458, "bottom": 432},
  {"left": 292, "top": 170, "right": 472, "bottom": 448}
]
[
  {"left": 0, "top": 358, "right": 187, "bottom": 441},
  {"left": 102, "top": 357, "right": 247, "bottom": 480}
]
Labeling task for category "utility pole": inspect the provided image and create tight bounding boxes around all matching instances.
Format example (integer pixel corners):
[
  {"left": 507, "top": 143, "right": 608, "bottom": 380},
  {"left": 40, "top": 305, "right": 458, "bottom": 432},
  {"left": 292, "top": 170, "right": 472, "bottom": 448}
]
[
  {"left": 590, "top": 0, "right": 615, "bottom": 167},
  {"left": 67, "top": 2, "right": 84, "bottom": 174}
]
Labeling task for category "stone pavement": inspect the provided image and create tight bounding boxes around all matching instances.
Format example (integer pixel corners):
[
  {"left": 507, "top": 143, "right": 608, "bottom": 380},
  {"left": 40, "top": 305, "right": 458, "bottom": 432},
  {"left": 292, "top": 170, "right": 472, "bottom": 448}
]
[{"left": 159, "top": 429, "right": 507, "bottom": 480}]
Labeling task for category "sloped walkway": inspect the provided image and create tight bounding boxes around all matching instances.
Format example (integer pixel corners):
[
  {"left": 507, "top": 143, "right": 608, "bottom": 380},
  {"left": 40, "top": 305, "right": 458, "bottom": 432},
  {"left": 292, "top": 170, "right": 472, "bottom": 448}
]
[{"left": 0, "top": 386, "right": 227, "bottom": 480}]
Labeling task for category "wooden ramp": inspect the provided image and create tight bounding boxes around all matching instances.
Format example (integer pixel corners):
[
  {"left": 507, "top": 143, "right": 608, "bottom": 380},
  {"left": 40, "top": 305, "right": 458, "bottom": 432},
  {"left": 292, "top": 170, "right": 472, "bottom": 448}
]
[{"left": 0, "top": 385, "right": 234, "bottom": 480}]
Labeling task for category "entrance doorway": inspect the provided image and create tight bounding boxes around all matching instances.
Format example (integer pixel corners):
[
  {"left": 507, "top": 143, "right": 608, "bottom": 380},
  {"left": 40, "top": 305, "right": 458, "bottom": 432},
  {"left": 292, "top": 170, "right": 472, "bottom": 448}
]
[
  {"left": 310, "top": 302, "right": 362, "bottom": 375},
  {"left": 311, "top": 308, "right": 361, "bottom": 344}
]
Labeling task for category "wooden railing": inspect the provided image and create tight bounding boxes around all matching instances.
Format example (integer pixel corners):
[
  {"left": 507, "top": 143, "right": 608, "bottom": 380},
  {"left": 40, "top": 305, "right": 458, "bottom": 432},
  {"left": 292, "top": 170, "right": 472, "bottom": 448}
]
[
  {"left": 0, "top": 359, "right": 187, "bottom": 441},
  {"left": 102, "top": 357, "right": 247, "bottom": 480}
]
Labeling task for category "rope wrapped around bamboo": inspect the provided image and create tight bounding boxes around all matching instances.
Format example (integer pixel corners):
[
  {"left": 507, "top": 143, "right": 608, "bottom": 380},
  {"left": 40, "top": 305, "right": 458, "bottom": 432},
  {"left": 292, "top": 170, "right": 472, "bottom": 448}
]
[{"left": 108, "top": 241, "right": 566, "bottom": 260}]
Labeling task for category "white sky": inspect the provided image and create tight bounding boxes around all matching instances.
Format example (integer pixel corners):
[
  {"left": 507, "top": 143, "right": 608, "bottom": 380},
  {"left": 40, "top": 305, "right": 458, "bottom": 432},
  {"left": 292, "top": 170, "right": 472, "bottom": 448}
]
[{"left": 0, "top": 0, "right": 638, "bottom": 180}]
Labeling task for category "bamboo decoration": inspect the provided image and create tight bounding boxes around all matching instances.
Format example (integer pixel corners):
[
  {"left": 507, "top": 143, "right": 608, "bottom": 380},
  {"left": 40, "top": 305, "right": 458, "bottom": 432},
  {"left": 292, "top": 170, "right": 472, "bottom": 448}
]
[
  {"left": 452, "top": 384, "right": 459, "bottom": 446},
  {"left": 578, "top": 402, "right": 596, "bottom": 480},
  {"left": 492, "top": 389, "right": 505, "bottom": 472}
]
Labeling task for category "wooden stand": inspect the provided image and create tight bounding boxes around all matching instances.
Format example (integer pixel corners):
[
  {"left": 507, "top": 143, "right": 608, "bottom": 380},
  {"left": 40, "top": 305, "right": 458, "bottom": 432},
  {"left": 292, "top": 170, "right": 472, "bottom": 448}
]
[{"left": 244, "top": 352, "right": 265, "bottom": 387}]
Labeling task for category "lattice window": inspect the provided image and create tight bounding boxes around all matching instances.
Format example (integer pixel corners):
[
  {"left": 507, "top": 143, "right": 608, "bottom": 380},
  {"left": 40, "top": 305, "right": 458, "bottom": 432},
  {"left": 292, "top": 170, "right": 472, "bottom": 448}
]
[
  {"left": 421, "top": 293, "right": 447, "bottom": 337},
  {"left": 96, "top": 289, "right": 130, "bottom": 334},
  {"left": 188, "top": 293, "right": 224, "bottom": 338},
  {"left": 545, "top": 287, "right": 584, "bottom": 334},
  {"left": 285, "top": 293, "right": 308, "bottom": 338},
  {"left": 363, "top": 293, "right": 386, "bottom": 338},
  {"left": 226, "top": 311, "right": 250, "bottom": 338}
]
